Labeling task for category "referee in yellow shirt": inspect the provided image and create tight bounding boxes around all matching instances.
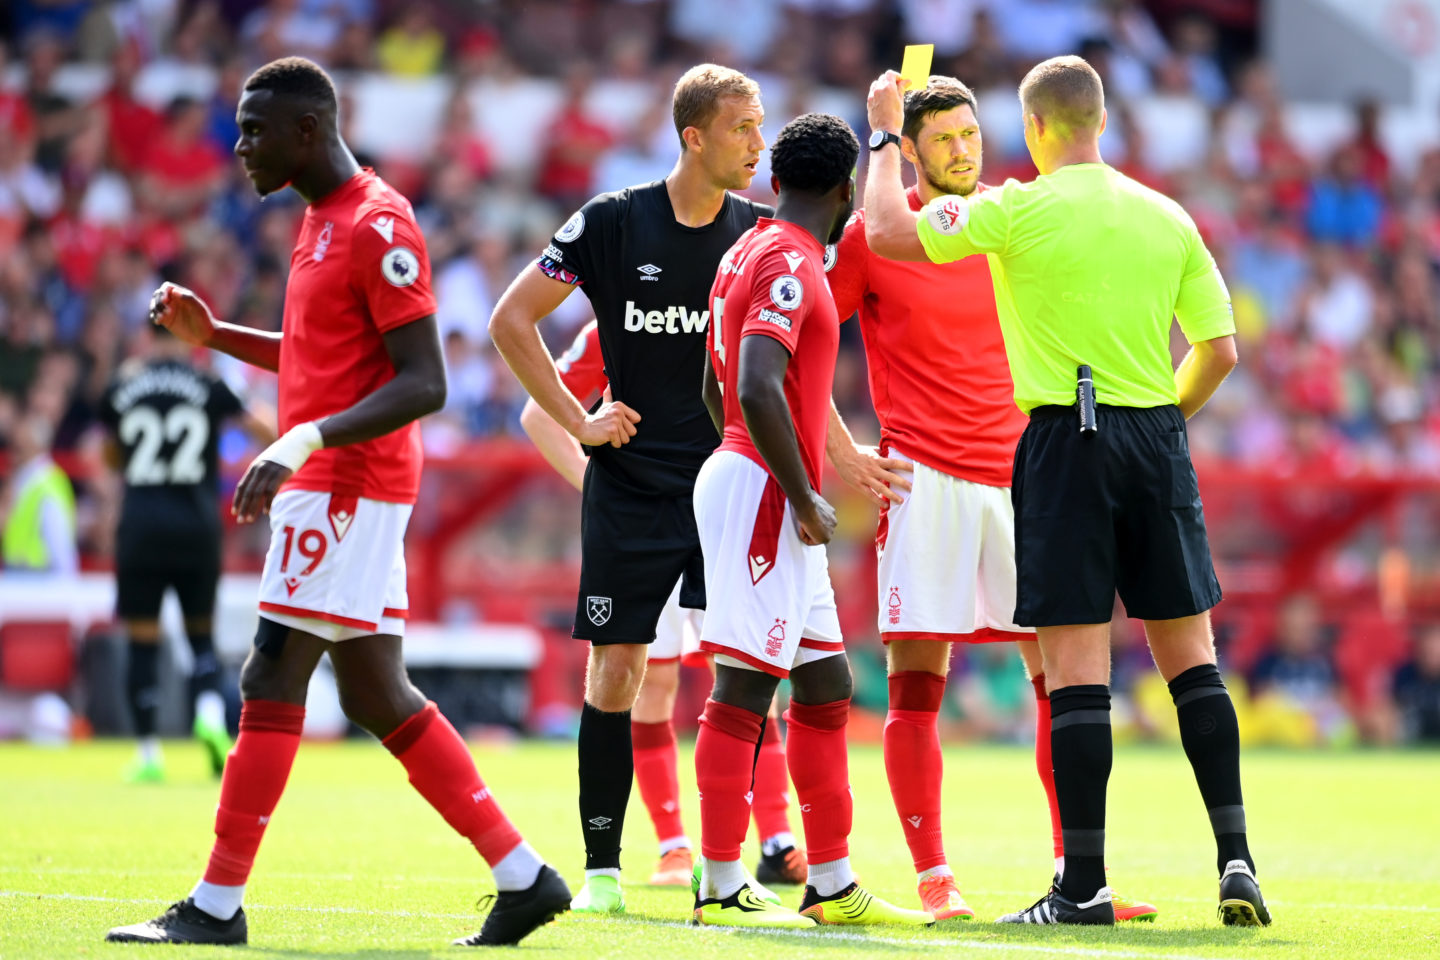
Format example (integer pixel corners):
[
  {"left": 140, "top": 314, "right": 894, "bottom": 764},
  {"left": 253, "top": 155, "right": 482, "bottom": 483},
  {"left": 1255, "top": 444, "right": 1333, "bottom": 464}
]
[{"left": 862, "top": 56, "right": 1268, "bottom": 928}]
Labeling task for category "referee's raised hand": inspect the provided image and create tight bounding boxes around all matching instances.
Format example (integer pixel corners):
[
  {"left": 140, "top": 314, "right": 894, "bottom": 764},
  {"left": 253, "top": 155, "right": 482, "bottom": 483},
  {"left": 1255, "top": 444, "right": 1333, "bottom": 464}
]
[{"left": 575, "top": 384, "right": 641, "bottom": 448}]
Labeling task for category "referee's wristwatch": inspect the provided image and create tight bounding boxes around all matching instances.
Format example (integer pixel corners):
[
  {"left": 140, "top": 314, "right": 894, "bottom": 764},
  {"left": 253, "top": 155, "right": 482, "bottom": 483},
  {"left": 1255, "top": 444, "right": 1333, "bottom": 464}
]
[{"left": 869, "top": 130, "right": 902, "bottom": 152}]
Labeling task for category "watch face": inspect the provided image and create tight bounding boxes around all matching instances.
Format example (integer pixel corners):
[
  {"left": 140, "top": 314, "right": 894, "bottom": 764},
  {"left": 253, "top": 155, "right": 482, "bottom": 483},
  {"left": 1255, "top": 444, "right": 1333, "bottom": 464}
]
[{"left": 869, "top": 130, "right": 887, "bottom": 149}]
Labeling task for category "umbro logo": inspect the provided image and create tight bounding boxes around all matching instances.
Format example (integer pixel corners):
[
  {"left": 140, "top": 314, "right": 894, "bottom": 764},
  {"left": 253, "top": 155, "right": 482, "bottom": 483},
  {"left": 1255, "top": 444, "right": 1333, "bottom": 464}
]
[
  {"left": 782, "top": 251, "right": 805, "bottom": 272},
  {"left": 370, "top": 216, "right": 395, "bottom": 243},
  {"left": 588, "top": 816, "right": 612, "bottom": 829},
  {"left": 637, "top": 263, "right": 661, "bottom": 281}
]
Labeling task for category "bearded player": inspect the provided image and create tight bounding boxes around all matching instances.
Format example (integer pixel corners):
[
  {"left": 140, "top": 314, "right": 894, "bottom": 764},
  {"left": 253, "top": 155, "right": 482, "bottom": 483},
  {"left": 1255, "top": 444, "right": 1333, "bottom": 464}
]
[
  {"left": 105, "top": 57, "right": 569, "bottom": 948},
  {"left": 826, "top": 75, "right": 1157, "bottom": 922}
]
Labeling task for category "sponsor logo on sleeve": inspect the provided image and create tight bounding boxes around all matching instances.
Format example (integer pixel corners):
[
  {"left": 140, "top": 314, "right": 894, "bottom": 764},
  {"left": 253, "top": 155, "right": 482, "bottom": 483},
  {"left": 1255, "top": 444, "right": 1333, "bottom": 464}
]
[
  {"left": 926, "top": 195, "right": 969, "bottom": 235},
  {"left": 381, "top": 246, "right": 421, "bottom": 287},
  {"left": 769, "top": 274, "right": 804, "bottom": 311},
  {"left": 823, "top": 243, "right": 836, "bottom": 272},
  {"left": 758, "top": 308, "right": 792, "bottom": 331},
  {"left": 555, "top": 210, "right": 585, "bottom": 243},
  {"left": 542, "top": 243, "right": 564, "bottom": 262}
]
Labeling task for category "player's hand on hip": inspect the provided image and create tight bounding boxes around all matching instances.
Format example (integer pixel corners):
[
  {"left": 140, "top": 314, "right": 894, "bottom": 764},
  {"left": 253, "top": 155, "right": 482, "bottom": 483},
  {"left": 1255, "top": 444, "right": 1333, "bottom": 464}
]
[
  {"left": 795, "top": 491, "right": 837, "bottom": 546},
  {"left": 834, "top": 443, "right": 912, "bottom": 506},
  {"left": 148, "top": 281, "right": 217, "bottom": 347},
  {"left": 867, "top": 70, "right": 908, "bottom": 135},
  {"left": 232, "top": 459, "right": 292, "bottom": 524},
  {"left": 576, "top": 385, "right": 641, "bottom": 448}
]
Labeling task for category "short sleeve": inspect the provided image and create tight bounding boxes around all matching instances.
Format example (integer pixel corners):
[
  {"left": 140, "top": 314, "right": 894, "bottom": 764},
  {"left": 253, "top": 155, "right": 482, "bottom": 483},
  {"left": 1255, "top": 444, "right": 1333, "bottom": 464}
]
[
  {"left": 826, "top": 210, "right": 869, "bottom": 321},
  {"left": 207, "top": 375, "right": 245, "bottom": 422},
  {"left": 1173, "top": 219, "right": 1236, "bottom": 343},
  {"left": 916, "top": 185, "right": 1011, "bottom": 263},
  {"left": 739, "top": 251, "right": 814, "bottom": 355},
  {"left": 351, "top": 208, "right": 438, "bottom": 333},
  {"left": 536, "top": 193, "right": 613, "bottom": 287},
  {"left": 556, "top": 322, "right": 606, "bottom": 404}
]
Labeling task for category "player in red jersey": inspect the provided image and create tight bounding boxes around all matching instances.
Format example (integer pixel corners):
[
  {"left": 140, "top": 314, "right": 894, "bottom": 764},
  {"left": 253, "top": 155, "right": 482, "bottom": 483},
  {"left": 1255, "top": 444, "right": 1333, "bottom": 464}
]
[
  {"left": 691, "top": 113, "right": 929, "bottom": 929},
  {"left": 522, "top": 320, "right": 804, "bottom": 890},
  {"left": 826, "top": 75, "right": 1156, "bottom": 922},
  {"left": 105, "top": 58, "right": 569, "bottom": 949}
]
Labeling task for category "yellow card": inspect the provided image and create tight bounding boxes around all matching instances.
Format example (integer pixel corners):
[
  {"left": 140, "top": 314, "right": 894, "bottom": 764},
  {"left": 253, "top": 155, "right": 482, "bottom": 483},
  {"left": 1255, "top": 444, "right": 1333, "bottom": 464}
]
[{"left": 900, "top": 44, "right": 933, "bottom": 92}]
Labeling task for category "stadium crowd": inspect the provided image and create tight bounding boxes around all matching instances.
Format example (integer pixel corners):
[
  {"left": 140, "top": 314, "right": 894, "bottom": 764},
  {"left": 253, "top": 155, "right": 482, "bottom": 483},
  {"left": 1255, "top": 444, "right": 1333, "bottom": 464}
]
[{"left": 1, "top": 0, "right": 1438, "bottom": 745}]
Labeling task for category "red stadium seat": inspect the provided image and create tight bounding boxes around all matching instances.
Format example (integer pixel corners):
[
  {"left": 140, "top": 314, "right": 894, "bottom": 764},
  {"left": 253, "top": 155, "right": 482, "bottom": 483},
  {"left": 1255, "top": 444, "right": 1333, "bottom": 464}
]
[{"left": 0, "top": 620, "right": 76, "bottom": 692}]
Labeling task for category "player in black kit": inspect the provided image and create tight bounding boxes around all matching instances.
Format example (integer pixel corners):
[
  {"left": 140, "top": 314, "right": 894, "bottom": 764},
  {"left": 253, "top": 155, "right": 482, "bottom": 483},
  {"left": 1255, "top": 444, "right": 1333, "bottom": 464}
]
[
  {"left": 490, "top": 64, "right": 771, "bottom": 913},
  {"left": 99, "top": 323, "right": 273, "bottom": 782}
]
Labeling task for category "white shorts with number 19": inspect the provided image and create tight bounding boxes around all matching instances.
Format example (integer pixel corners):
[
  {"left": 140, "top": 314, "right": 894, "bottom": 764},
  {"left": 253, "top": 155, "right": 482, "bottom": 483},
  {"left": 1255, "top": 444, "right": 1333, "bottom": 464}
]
[{"left": 257, "top": 489, "right": 410, "bottom": 642}]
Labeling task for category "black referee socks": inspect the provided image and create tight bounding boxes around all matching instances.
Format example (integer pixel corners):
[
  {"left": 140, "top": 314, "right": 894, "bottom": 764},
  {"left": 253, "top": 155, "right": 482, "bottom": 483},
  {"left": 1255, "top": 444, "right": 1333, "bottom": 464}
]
[
  {"left": 127, "top": 642, "right": 161, "bottom": 738},
  {"left": 1049, "top": 684, "right": 1112, "bottom": 901},
  {"left": 1168, "top": 663, "right": 1254, "bottom": 877},
  {"left": 577, "top": 702, "right": 634, "bottom": 871}
]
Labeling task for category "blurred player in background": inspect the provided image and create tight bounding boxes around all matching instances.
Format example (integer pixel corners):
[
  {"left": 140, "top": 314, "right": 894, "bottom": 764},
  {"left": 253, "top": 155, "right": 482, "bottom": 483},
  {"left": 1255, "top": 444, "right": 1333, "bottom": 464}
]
[
  {"left": 519, "top": 320, "right": 805, "bottom": 890},
  {"left": 692, "top": 112, "right": 928, "bottom": 929},
  {"left": 98, "top": 322, "right": 274, "bottom": 783},
  {"left": 490, "top": 64, "right": 779, "bottom": 913},
  {"left": 106, "top": 57, "right": 568, "bottom": 948},
  {"left": 826, "top": 75, "right": 1156, "bottom": 922}
]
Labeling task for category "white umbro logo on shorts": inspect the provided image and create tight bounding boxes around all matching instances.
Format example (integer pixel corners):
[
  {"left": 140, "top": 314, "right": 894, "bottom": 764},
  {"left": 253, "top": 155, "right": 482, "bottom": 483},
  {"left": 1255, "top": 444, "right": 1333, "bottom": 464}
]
[
  {"left": 587, "top": 596, "right": 612, "bottom": 625},
  {"left": 637, "top": 263, "right": 661, "bottom": 281}
]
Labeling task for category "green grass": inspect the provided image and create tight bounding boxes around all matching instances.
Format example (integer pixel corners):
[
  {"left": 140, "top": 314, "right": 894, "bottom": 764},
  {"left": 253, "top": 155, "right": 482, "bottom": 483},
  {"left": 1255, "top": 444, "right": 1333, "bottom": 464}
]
[{"left": 2, "top": 739, "right": 1437, "bottom": 959}]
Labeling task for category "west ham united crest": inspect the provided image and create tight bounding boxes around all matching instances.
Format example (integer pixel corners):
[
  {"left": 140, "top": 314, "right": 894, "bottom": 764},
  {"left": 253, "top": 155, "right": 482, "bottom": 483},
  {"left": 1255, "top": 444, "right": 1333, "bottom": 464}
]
[{"left": 587, "top": 596, "right": 612, "bottom": 626}]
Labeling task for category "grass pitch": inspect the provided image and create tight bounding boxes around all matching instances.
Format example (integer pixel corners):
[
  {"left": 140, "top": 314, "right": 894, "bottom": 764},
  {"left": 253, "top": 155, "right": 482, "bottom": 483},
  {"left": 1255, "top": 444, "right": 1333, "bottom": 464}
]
[{"left": 2, "top": 738, "right": 1437, "bottom": 959}]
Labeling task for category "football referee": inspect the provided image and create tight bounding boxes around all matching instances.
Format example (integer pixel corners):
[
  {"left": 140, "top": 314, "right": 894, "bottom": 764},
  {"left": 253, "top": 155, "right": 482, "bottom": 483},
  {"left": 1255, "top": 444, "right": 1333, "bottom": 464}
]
[{"left": 863, "top": 56, "right": 1268, "bottom": 928}]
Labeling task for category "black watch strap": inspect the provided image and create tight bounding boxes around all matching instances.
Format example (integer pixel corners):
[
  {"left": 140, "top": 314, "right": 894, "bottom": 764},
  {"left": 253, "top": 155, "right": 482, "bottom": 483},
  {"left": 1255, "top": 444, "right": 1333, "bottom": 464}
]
[{"left": 869, "top": 130, "right": 902, "bottom": 152}]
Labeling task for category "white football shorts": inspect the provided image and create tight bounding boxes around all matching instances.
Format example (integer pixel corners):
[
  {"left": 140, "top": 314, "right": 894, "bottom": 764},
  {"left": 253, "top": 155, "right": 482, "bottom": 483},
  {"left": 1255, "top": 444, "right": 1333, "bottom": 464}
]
[
  {"left": 257, "top": 489, "right": 410, "bottom": 642},
  {"left": 876, "top": 447, "right": 1033, "bottom": 643}
]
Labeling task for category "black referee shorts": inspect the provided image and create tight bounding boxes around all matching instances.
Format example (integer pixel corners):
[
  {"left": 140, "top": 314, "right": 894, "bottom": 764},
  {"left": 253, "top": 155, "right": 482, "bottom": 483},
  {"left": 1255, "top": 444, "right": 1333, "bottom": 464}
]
[
  {"left": 1011, "top": 403, "right": 1221, "bottom": 627},
  {"left": 573, "top": 461, "right": 704, "bottom": 645}
]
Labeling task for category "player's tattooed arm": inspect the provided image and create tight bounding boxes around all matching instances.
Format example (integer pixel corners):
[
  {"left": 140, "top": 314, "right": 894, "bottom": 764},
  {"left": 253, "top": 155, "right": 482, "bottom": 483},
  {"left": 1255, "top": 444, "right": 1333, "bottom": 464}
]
[
  {"left": 149, "top": 282, "right": 282, "bottom": 372},
  {"left": 825, "top": 400, "right": 911, "bottom": 506},
  {"left": 701, "top": 354, "right": 723, "bottom": 437},
  {"left": 737, "top": 334, "right": 836, "bottom": 546},
  {"left": 232, "top": 315, "right": 447, "bottom": 522}
]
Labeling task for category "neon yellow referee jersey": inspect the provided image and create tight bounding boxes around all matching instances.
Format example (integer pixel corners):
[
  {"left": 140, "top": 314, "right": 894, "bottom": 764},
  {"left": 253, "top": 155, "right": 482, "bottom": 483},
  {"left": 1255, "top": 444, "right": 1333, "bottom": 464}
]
[{"left": 916, "top": 163, "right": 1235, "bottom": 414}]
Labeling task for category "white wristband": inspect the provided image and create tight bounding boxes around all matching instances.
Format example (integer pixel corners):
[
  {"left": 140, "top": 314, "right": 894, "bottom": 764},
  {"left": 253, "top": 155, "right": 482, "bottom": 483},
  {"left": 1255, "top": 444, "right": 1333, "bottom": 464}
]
[{"left": 257, "top": 421, "right": 324, "bottom": 472}]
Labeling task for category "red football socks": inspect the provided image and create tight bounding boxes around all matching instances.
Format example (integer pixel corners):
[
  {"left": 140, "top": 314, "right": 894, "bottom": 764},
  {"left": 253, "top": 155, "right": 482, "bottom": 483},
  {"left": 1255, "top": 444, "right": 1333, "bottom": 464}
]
[
  {"left": 383, "top": 701, "right": 522, "bottom": 866},
  {"left": 632, "top": 719, "right": 686, "bottom": 844},
  {"left": 884, "top": 671, "right": 948, "bottom": 872},
  {"left": 751, "top": 717, "right": 793, "bottom": 842},
  {"left": 784, "top": 698, "right": 853, "bottom": 865},
  {"left": 1032, "top": 673, "right": 1064, "bottom": 861},
  {"left": 203, "top": 700, "right": 305, "bottom": 886},
  {"left": 696, "top": 698, "right": 765, "bottom": 862}
]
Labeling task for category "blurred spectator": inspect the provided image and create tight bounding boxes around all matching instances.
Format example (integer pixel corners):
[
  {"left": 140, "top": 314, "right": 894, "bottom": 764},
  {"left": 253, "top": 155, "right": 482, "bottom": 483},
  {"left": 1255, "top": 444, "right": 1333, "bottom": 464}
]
[
  {"left": 1348, "top": 98, "right": 1391, "bottom": 191},
  {"left": 952, "top": 643, "right": 1031, "bottom": 742},
  {"left": 1393, "top": 625, "right": 1440, "bottom": 744},
  {"left": 1300, "top": 244, "right": 1375, "bottom": 349},
  {"left": 535, "top": 63, "right": 615, "bottom": 212},
  {"left": 1248, "top": 594, "right": 1351, "bottom": 745},
  {"left": 99, "top": 42, "right": 163, "bottom": 175},
  {"left": 1170, "top": 13, "right": 1227, "bottom": 105},
  {"left": 1307, "top": 145, "right": 1384, "bottom": 248},
  {"left": 376, "top": 5, "right": 444, "bottom": 77},
  {"left": 0, "top": 413, "right": 78, "bottom": 575}
]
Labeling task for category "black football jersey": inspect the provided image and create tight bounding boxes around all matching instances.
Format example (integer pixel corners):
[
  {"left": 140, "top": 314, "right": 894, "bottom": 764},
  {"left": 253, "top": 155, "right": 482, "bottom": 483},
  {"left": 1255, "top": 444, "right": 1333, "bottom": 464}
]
[
  {"left": 99, "top": 359, "right": 244, "bottom": 533},
  {"left": 537, "top": 181, "right": 771, "bottom": 495}
]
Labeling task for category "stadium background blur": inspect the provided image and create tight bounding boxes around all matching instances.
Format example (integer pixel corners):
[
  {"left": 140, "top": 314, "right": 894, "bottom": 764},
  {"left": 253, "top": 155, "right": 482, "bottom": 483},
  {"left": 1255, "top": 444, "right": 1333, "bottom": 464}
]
[{"left": 1, "top": 0, "right": 1439, "bottom": 750}]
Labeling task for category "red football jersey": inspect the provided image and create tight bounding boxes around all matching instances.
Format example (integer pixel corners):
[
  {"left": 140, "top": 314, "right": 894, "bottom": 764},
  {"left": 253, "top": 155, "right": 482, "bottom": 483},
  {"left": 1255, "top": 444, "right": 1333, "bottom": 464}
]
[
  {"left": 828, "top": 186, "right": 1026, "bottom": 488},
  {"left": 278, "top": 170, "right": 436, "bottom": 504},
  {"left": 556, "top": 320, "right": 605, "bottom": 404},
  {"left": 710, "top": 219, "right": 839, "bottom": 493}
]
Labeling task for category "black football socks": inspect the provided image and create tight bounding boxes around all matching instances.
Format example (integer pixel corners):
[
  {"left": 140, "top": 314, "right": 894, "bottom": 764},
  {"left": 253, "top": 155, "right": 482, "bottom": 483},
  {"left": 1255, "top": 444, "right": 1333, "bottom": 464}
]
[
  {"left": 577, "top": 702, "right": 634, "bottom": 871},
  {"left": 1169, "top": 663, "right": 1253, "bottom": 876},
  {"left": 1050, "top": 684, "right": 1113, "bottom": 902},
  {"left": 127, "top": 641, "right": 161, "bottom": 739}
]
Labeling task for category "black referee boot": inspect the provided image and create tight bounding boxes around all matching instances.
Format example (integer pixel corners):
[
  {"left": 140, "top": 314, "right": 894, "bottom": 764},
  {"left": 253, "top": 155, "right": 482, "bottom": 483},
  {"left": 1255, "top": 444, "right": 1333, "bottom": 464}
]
[
  {"left": 996, "top": 886, "right": 1115, "bottom": 925},
  {"left": 1218, "top": 860, "right": 1271, "bottom": 927},
  {"left": 105, "top": 898, "right": 247, "bottom": 944},
  {"left": 454, "top": 865, "right": 572, "bottom": 946}
]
